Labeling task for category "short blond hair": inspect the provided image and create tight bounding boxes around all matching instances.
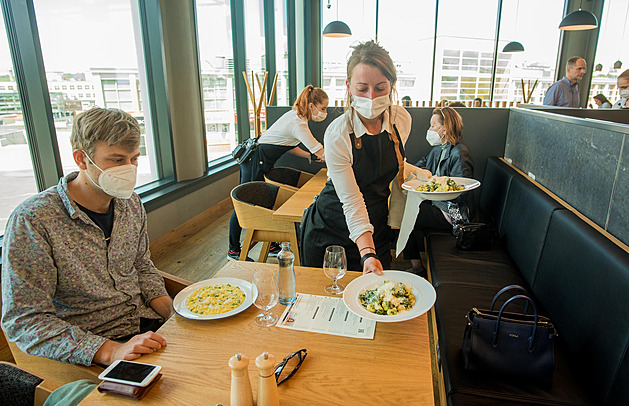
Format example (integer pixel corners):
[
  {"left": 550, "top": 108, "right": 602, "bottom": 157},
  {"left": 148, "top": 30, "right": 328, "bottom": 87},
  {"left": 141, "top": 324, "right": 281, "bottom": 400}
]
[{"left": 70, "top": 107, "right": 140, "bottom": 157}]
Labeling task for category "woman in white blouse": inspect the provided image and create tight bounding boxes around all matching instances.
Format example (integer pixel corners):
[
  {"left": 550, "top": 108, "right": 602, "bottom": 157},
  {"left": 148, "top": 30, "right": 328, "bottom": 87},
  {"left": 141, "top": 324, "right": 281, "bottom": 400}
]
[
  {"left": 301, "top": 41, "right": 421, "bottom": 274},
  {"left": 228, "top": 85, "right": 328, "bottom": 260}
]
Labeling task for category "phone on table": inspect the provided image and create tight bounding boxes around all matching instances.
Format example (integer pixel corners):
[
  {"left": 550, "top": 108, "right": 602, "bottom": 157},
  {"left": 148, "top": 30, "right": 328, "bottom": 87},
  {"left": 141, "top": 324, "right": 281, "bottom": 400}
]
[{"left": 98, "top": 360, "right": 162, "bottom": 387}]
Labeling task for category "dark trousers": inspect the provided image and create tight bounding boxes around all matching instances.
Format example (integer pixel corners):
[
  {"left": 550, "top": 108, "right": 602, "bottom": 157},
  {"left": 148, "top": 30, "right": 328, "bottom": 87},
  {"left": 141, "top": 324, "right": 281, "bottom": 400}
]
[
  {"left": 403, "top": 200, "right": 452, "bottom": 260},
  {"left": 229, "top": 158, "right": 261, "bottom": 251}
]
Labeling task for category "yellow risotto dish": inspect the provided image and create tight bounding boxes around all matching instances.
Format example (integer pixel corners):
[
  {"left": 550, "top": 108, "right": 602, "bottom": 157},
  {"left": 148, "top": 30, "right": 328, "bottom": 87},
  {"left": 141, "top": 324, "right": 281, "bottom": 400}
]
[
  {"left": 186, "top": 283, "right": 246, "bottom": 315},
  {"left": 415, "top": 176, "right": 464, "bottom": 192}
]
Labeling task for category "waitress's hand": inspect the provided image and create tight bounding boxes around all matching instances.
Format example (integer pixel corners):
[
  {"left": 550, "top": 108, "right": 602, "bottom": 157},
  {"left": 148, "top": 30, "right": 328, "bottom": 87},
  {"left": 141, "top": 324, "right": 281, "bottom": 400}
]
[
  {"left": 363, "top": 257, "right": 384, "bottom": 275},
  {"left": 407, "top": 168, "right": 432, "bottom": 182},
  {"left": 314, "top": 148, "right": 325, "bottom": 163}
]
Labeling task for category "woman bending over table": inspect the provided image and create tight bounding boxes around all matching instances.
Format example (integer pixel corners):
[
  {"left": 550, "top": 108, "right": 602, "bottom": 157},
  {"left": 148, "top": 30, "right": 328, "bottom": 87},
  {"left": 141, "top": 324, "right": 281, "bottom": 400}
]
[
  {"left": 301, "top": 41, "right": 424, "bottom": 274},
  {"left": 404, "top": 106, "right": 475, "bottom": 274},
  {"left": 228, "top": 85, "right": 328, "bottom": 261}
]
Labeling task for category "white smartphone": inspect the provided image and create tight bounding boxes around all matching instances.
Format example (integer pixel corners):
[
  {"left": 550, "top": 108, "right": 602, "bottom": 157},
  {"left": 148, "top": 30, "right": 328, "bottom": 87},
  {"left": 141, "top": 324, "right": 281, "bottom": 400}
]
[{"left": 98, "top": 360, "right": 162, "bottom": 387}]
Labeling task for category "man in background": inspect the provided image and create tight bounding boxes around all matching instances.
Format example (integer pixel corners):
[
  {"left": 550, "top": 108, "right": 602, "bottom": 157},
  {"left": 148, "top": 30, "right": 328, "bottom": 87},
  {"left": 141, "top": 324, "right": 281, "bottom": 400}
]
[
  {"left": 473, "top": 97, "right": 483, "bottom": 107},
  {"left": 2, "top": 107, "right": 173, "bottom": 367},
  {"left": 543, "top": 56, "right": 587, "bottom": 108},
  {"left": 612, "top": 69, "right": 629, "bottom": 109}
]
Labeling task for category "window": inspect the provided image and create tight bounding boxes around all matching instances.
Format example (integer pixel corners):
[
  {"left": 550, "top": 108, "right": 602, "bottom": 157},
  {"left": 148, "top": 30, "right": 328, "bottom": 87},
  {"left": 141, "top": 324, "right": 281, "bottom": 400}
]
[
  {"left": 494, "top": 0, "right": 563, "bottom": 103},
  {"left": 33, "top": 0, "right": 158, "bottom": 186},
  {"left": 274, "top": 0, "right": 290, "bottom": 106},
  {"left": 379, "top": 0, "right": 437, "bottom": 105},
  {"left": 322, "top": 0, "right": 377, "bottom": 105},
  {"left": 245, "top": 0, "right": 266, "bottom": 137},
  {"left": 0, "top": 6, "right": 38, "bottom": 234},
  {"left": 589, "top": 0, "right": 629, "bottom": 106},
  {"left": 196, "top": 0, "right": 237, "bottom": 162},
  {"left": 434, "top": 0, "right": 499, "bottom": 102}
]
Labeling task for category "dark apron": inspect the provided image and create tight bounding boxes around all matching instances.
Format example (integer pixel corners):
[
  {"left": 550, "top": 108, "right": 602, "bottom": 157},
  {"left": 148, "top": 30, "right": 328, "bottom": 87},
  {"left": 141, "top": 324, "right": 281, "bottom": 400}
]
[{"left": 300, "top": 126, "right": 404, "bottom": 271}]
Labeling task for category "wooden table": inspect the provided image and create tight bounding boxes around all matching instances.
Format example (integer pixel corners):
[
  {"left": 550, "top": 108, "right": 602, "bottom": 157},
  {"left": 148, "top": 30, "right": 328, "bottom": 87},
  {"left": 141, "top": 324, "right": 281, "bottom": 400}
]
[
  {"left": 81, "top": 261, "right": 434, "bottom": 405},
  {"left": 273, "top": 168, "right": 328, "bottom": 223}
]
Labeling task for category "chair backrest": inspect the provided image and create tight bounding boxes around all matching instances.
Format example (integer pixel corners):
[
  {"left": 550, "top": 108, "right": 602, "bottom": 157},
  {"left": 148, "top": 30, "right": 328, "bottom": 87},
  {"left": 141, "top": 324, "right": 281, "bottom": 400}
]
[
  {"left": 0, "top": 361, "right": 43, "bottom": 406},
  {"left": 265, "top": 167, "right": 314, "bottom": 190},
  {"left": 232, "top": 181, "right": 280, "bottom": 210}
]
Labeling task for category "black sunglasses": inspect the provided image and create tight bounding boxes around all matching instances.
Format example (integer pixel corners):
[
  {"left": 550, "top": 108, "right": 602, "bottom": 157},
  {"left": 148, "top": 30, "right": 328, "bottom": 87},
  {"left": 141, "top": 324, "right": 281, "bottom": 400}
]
[{"left": 274, "top": 349, "right": 307, "bottom": 385}]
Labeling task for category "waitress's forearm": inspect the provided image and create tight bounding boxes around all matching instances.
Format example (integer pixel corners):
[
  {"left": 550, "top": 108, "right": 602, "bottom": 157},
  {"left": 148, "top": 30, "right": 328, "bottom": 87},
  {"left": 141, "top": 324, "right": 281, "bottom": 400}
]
[
  {"left": 288, "top": 146, "right": 310, "bottom": 158},
  {"left": 355, "top": 232, "right": 376, "bottom": 254}
]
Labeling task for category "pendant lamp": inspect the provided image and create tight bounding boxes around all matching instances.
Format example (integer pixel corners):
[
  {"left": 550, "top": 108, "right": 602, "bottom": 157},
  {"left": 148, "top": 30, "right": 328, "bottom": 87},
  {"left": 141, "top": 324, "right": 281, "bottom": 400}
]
[
  {"left": 323, "top": 0, "right": 351, "bottom": 38},
  {"left": 559, "top": 8, "right": 598, "bottom": 30},
  {"left": 502, "top": 41, "right": 524, "bottom": 53}
]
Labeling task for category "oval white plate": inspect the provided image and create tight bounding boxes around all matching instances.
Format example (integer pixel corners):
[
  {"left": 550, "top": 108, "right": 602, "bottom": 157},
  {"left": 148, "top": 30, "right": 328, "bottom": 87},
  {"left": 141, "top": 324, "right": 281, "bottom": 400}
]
[
  {"left": 402, "top": 176, "right": 481, "bottom": 201},
  {"left": 342, "top": 271, "right": 436, "bottom": 322},
  {"left": 173, "top": 277, "right": 257, "bottom": 320}
]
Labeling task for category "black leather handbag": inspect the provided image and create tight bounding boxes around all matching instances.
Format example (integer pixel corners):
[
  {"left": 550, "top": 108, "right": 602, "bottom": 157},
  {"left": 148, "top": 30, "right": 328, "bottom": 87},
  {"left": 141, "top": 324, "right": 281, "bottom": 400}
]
[
  {"left": 231, "top": 136, "right": 259, "bottom": 164},
  {"left": 456, "top": 223, "right": 496, "bottom": 250},
  {"left": 461, "top": 285, "right": 556, "bottom": 385}
]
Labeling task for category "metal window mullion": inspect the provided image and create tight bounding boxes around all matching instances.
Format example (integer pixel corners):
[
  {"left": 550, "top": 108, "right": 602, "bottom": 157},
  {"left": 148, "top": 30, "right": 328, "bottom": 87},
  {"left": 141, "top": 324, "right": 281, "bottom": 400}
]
[
  {"left": 2, "top": 0, "right": 62, "bottom": 191},
  {"left": 263, "top": 0, "right": 276, "bottom": 102},
  {"left": 231, "top": 0, "right": 249, "bottom": 141},
  {"left": 489, "top": 0, "right": 504, "bottom": 103},
  {"left": 136, "top": 0, "right": 175, "bottom": 180},
  {"left": 286, "top": 0, "right": 297, "bottom": 103}
]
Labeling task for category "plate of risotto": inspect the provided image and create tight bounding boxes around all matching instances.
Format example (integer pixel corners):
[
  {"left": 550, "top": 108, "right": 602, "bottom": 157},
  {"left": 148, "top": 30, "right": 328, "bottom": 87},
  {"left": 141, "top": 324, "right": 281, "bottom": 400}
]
[
  {"left": 342, "top": 271, "right": 436, "bottom": 322},
  {"left": 402, "top": 176, "right": 480, "bottom": 201},
  {"left": 174, "top": 277, "right": 257, "bottom": 320}
]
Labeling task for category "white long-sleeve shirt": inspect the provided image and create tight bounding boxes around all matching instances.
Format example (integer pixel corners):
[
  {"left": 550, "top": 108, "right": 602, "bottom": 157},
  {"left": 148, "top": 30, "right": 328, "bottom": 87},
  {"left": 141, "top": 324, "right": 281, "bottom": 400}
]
[
  {"left": 259, "top": 109, "right": 323, "bottom": 153},
  {"left": 324, "top": 105, "right": 412, "bottom": 242}
]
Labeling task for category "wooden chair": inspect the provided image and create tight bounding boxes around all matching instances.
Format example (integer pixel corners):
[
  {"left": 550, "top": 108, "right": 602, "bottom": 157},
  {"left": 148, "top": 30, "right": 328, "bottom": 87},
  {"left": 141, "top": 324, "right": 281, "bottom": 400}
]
[
  {"left": 264, "top": 167, "right": 314, "bottom": 193},
  {"left": 231, "top": 181, "right": 301, "bottom": 265},
  {"left": 1, "top": 272, "right": 190, "bottom": 386},
  {"left": 0, "top": 361, "right": 62, "bottom": 406}
]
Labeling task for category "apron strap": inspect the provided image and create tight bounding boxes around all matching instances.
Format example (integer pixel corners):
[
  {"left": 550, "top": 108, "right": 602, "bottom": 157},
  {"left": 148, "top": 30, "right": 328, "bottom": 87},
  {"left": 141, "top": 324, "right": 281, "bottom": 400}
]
[{"left": 389, "top": 125, "right": 405, "bottom": 187}]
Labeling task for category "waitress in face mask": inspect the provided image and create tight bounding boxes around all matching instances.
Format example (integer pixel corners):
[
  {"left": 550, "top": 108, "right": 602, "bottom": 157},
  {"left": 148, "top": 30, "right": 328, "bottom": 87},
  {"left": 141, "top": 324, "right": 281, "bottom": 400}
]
[
  {"left": 403, "top": 106, "right": 475, "bottom": 274},
  {"left": 228, "top": 85, "right": 328, "bottom": 261},
  {"left": 301, "top": 41, "right": 413, "bottom": 275}
]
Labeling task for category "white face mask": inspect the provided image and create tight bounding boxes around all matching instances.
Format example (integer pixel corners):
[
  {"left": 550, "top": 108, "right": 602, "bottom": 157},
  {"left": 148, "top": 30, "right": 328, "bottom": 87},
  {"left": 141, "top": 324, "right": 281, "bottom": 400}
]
[
  {"left": 311, "top": 109, "right": 327, "bottom": 122},
  {"left": 351, "top": 94, "right": 391, "bottom": 119},
  {"left": 620, "top": 89, "right": 629, "bottom": 99},
  {"left": 426, "top": 130, "right": 443, "bottom": 146},
  {"left": 83, "top": 151, "right": 137, "bottom": 199}
]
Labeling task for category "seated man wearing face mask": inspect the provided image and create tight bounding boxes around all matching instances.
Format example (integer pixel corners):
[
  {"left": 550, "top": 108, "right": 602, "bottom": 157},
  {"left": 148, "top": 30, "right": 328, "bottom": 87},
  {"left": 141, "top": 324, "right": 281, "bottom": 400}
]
[{"left": 1, "top": 107, "right": 173, "bottom": 367}]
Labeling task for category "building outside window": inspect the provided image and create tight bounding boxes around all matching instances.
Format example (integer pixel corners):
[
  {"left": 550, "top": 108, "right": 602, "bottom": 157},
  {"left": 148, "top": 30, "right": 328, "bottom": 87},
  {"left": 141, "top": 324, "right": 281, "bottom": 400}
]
[
  {"left": 0, "top": 7, "right": 38, "bottom": 234},
  {"left": 589, "top": 0, "right": 629, "bottom": 107},
  {"left": 322, "top": 0, "right": 377, "bottom": 106},
  {"left": 196, "top": 0, "right": 238, "bottom": 162},
  {"left": 33, "top": 0, "right": 158, "bottom": 186}
]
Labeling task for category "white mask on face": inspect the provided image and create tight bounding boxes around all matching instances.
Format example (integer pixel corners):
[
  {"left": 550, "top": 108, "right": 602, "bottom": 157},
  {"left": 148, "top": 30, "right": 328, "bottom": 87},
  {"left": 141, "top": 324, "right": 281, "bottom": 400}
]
[
  {"left": 311, "top": 108, "right": 327, "bottom": 122},
  {"left": 351, "top": 94, "right": 391, "bottom": 119},
  {"left": 620, "top": 89, "right": 629, "bottom": 99},
  {"left": 83, "top": 151, "right": 137, "bottom": 199},
  {"left": 426, "top": 130, "right": 443, "bottom": 146}
]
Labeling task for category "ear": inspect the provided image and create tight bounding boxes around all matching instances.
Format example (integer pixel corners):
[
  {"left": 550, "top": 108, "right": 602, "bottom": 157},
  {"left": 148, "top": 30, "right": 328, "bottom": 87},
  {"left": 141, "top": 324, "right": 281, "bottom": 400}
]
[{"left": 73, "top": 149, "right": 88, "bottom": 170}]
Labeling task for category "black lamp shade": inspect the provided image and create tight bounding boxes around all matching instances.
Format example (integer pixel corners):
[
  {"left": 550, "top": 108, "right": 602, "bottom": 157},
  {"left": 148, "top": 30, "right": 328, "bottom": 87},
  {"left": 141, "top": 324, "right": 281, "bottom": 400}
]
[
  {"left": 559, "top": 9, "right": 598, "bottom": 30},
  {"left": 502, "top": 41, "right": 524, "bottom": 52},
  {"left": 323, "top": 21, "right": 352, "bottom": 38}
]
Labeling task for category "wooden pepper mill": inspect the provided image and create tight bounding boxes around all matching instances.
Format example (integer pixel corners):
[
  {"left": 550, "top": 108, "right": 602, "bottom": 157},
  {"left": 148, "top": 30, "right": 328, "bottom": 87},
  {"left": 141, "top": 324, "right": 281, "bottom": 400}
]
[
  {"left": 229, "top": 352, "right": 254, "bottom": 406},
  {"left": 256, "top": 351, "right": 279, "bottom": 406}
]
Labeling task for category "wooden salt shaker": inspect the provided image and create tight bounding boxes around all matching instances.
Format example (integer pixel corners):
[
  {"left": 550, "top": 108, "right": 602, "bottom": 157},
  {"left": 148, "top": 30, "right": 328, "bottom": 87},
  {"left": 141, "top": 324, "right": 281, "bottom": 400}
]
[
  {"left": 256, "top": 351, "right": 279, "bottom": 406},
  {"left": 229, "top": 352, "right": 254, "bottom": 406}
]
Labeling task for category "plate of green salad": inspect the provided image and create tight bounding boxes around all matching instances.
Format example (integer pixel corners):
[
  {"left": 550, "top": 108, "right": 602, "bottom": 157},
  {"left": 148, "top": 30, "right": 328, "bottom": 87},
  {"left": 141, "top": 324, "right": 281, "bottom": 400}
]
[{"left": 342, "top": 271, "right": 436, "bottom": 322}]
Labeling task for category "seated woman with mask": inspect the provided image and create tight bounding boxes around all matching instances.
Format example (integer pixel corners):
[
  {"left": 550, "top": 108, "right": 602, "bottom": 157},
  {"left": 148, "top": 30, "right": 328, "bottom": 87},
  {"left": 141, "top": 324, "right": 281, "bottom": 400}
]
[{"left": 404, "top": 106, "right": 475, "bottom": 274}]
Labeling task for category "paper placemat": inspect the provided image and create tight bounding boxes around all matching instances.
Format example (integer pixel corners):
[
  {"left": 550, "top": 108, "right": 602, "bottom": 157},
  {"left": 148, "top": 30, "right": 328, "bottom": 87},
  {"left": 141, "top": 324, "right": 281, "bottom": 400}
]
[{"left": 276, "top": 293, "right": 376, "bottom": 339}]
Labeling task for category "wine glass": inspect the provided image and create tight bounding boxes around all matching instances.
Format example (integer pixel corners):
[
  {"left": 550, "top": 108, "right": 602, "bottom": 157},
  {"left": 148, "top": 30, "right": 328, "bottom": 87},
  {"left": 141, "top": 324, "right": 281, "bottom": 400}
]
[
  {"left": 323, "top": 245, "right": 347, "bottom": 294},
  {"left": 252, "top": 269, "right": 279, "bottom": 327}
]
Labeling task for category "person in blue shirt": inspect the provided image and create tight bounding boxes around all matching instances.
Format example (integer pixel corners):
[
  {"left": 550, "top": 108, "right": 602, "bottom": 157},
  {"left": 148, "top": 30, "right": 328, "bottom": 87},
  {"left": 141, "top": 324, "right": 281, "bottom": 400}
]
[{"left": 543, "top": 56, "right": 586, "bottom": 108}]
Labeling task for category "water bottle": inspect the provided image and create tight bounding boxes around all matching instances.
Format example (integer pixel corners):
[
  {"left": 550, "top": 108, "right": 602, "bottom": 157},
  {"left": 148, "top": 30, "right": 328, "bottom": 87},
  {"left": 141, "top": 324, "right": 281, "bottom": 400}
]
[{"left": 277, "top": 242, "right": 296, "bottom": 305}]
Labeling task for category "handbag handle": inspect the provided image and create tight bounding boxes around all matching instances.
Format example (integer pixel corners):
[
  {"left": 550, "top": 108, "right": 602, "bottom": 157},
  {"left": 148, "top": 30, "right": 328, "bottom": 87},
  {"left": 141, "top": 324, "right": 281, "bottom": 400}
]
[
  {"left": 490, "top": 284, "right": 530, "bottom": 314},
  {"left": 492, "top": 295, "right": 538, "bottom": 353}
]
